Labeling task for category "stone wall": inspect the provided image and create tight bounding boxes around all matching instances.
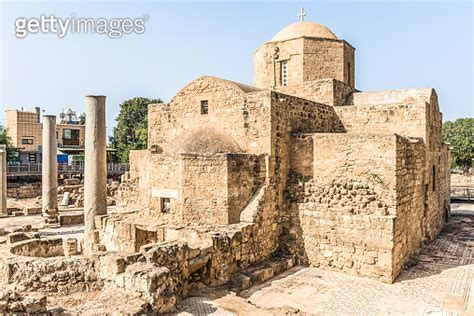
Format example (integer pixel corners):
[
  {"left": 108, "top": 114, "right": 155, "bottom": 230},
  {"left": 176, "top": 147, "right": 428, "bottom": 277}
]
[
  {"left": 302, "top": 38, "right": 354, "bottom": 87},
  {"left": 7, "top": 183, "right": 41, "bottom": 199},
  {"left": 253, "top": 37, "right": 354, "bottom": 89},
  {"left": 286, "top": 133, "right": 399, "bottom": 282},
  {"left": 181, "top": 154, "right": 230, "bottom": 225},
  {"left": 0, "top": 255, "right": 101, "bottom": 294},
  {"left": 286, "top": 131, "right": 448, "bottom": 282},
  {"left": 147, "top": 76, "right": 270, "bottom": 156},
  {"left": 289, "top": 134, "right": 314, "bottom": 177},
  {"left": 335, "top": 89, "right": 450, "bottom": 243},
  {"left": 253, "top": 37, "right": 305, "bottom": 89},
  {"left": 351, "top": 88, "right": 434, "bottom": 105},
  {"left": 226, "top": 154, "right": 266, "bottom": 224},
  {"left": 276, "top": 79, "right": 353, "bottom": 107},
  {"left": 392, "top": 136, "right": 425, "bottom": 277},
  {"left": 334, "top": 103, "right": 427, "bottom": 139},
  {"left": 127, "top": 151, "right": 183, "bottom": 223},
  {"left": 122, "top": 151, "right": 266, "bottom": 226},
  {"left": 451, "top": 172, "right": 473, "bottom": 187}
]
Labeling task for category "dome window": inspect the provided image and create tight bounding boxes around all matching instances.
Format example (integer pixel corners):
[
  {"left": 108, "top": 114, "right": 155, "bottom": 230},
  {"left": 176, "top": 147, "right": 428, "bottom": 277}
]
[
  {"left": 200, "top": 100, "right": 209, "bottom": 115},
  {"left": 281, "top": 61, "right": 288, "bottom": 86}
]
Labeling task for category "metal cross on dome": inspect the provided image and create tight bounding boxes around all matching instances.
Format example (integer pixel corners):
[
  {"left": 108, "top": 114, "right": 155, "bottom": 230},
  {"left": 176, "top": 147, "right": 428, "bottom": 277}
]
[{"left": 299, "top": 7, "right": 306, "bottom": 22}]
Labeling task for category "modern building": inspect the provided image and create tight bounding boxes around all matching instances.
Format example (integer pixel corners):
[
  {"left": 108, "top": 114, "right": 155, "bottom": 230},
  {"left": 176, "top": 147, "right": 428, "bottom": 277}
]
[{"left": 5, "top": 107, "right": 85, "bottom": 163}]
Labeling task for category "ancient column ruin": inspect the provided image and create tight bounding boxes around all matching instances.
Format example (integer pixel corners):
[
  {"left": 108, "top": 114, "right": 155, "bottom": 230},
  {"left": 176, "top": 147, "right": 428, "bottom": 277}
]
[
  {"left": 83, "top": 95, "right": 107, "bottom": 252},
  {"left": 0, "top": 145, "right": 6, "bottom": 215},
  {"left": 41, "top": 115, "right": 58, "bottom": 220}
]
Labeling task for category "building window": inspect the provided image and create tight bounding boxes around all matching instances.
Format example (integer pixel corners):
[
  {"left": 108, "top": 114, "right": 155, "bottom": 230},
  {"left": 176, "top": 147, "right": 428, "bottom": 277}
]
[
  {"left": 62, "top": 129, "right": 80, "bottom": 146},
  {"left": 432, "top": 165, "right": 436, "bottom": 191},
  {"left": 161, "top": 198, "right": 171, "bottom": 212},
  {"left": 63, "top": 129, "right": 80, "bottom": 140},
  {"left": 281, "top": 61, "right": 288, "bottom": 86},
  {"left": 21, "top": 138, "right": 33, "bottom": 145},
  {"left": 347, "top": 62, "right": 351, "bottom": 84},
  {"left": 200, "top": 100, "right": 208, "bottom": 115},
  {"left": 28, "top": 153, "right": 36, "bottom": 163}
]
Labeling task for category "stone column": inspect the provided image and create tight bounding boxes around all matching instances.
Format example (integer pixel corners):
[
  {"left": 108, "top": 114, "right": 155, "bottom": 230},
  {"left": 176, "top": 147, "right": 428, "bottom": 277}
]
[
  {"left": 42, "top": 115, "right": 58, "bottom": 219},
  {"left": 0, "top": 145, "right": 7, "bottom": 215},
  {"left": 84, "top": 95, "right": 107, "bottom": 252}
]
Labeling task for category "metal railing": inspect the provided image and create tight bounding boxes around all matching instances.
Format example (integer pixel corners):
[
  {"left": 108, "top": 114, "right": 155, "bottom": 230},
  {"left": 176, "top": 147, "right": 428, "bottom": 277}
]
[{"left": 7, "top": 162, "right": 129, "bottom": 176}]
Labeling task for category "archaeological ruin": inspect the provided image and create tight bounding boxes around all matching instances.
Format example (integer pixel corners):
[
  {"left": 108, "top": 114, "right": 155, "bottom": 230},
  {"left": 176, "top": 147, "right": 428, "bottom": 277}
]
[{"left": 0, "top": 19, "right": 451, "bottom": 313}]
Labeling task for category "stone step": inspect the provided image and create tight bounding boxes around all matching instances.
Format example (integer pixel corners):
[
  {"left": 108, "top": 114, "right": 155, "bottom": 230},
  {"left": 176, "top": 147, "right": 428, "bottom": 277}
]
[{"left": 228, "top": 256, "right": 296, "bottom": 292}]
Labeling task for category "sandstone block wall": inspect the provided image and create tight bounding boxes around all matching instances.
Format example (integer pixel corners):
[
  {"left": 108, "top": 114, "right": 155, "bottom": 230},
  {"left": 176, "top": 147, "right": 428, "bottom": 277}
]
[
  {"left": 124, "top": 151, "right": 266, "bottom": 225},
  {"left": 335, "top": 90, "right": 450, "bottom": 244},
  {"left": 7, "top": 183, "right": 42, "bottom": 199},
  {"left": 287, "top": 130, "right": 448, "bottom": 282},
  {"left": 277, "top": 79, "right": 353, "bottom": 106},
  {"left": 287, "top": 133, "right": 399, "bottom": 282},
  {"left": 335, "top": 103, "right": 427, "bottom": 139},
  {"left": 253, "top": 37, "right": 305, "bottom": 89},
  {"left": 227, "top": 154, "right": 266, "bottom": 224},
  {"left": 147, "top": 77, "right": 271, "bottom": 156},
  {"left": 392, "top": 136, "right": 425, "bottom": 278},
  {"left": 451, "top": 172, "right": 473, "bottom": 186},
  {"left": 253, "top": 37, "right": 354, "bottom": 89},
  {"left": 302, "top": 38, "right": 355, "bottom": 87},
  {"left": 0, "top": 255, "right": 100, "bottom": 294}
]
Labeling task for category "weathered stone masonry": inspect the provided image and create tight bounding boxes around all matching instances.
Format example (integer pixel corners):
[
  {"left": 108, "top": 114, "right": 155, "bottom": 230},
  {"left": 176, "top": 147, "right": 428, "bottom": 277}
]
[
  {"left": 1, "top": 19, "right": 451, "bottom": 313},
  {"left": 112, "top": 20, "right": 450, "bottom": 290}
]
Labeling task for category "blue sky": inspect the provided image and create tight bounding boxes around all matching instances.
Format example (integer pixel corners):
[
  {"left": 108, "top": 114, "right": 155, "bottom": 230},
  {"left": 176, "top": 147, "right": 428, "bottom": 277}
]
[{"left": 1, "top": 0, "right": 472, "bottom": 135}]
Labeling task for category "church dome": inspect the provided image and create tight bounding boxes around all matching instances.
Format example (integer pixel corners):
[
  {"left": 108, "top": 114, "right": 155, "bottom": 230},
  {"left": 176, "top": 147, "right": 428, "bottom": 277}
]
[
  {"left": 270, "top": 21, "right": 337, "bottom": 42},
  {"left": 170, "top": 126, "right": 242, "bottom": 155}
]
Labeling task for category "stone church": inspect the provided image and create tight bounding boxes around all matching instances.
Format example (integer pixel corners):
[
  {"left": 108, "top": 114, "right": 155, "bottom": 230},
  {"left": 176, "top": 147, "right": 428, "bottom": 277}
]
[{"left": 109, "top": 18, "right": 451, "bottom": 287}]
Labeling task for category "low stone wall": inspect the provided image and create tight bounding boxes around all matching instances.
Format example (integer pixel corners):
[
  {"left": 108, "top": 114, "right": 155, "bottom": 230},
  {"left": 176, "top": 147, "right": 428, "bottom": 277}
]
[
  {"left": 10, "top": 238, "right": 64, "bottom": 257},
  {"left": 7, "top": 183, "right": 41, "bottom": 199},
  {"left": 451, "top": 173, "right": 473, "bottom": 186},
  {"left": 0, "top": 254, "right": 102, "bottom": 294}
]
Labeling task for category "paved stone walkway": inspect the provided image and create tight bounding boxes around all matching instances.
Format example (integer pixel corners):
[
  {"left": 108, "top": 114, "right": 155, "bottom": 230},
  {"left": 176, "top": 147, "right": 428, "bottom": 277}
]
[{"left": 179, "top": 203, "right": 473, "bottom": 315}]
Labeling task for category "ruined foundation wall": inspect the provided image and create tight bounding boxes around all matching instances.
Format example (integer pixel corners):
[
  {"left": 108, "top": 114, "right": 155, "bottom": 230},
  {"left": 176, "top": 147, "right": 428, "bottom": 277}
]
[
  {"left": 0, "top": 256, "right": 101, "bottom": 294},
  {"left": 7, "top": 183, "right": 42, "bottom": 199}
]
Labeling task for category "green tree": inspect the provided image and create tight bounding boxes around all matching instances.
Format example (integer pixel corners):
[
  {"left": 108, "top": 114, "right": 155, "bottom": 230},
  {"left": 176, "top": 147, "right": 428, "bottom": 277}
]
[
  {"left": 442, "top": 118, "right": 473, "bottom": 169},
  {"left": 110, "top": 97, "right": 162, "bottom": 162},
  {"left": 0, "top": 125, "right": 16, "bottom": 161}
]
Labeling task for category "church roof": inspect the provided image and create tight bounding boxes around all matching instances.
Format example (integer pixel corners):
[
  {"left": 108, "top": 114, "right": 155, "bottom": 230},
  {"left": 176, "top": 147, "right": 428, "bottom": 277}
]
[
  {"left": 169, "top": 126, "right": 242, "bottom": 155},
  {"left": 270, "top": 21, "right": 337, "bottom": 42}
]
